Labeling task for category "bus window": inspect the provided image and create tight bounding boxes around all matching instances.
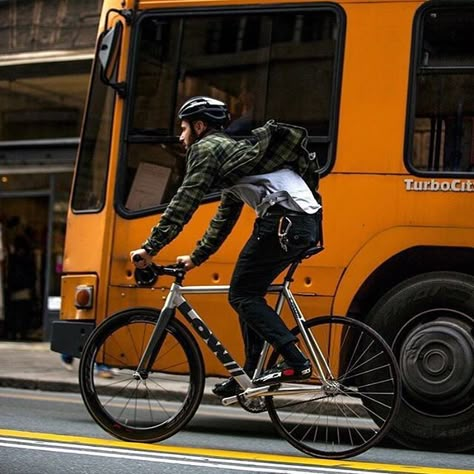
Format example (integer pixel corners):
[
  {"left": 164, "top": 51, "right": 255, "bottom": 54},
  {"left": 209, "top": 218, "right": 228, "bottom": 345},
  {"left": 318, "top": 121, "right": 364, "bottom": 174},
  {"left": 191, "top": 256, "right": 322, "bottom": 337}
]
[
  {"left": 72, "top": 57, "right": 116, "bottom": 211},
  {"left": 129, "top": 19, "right": 180, "bottom": 136},
  {"left": 122, "top": 7, "right": 342, "bottom": 213},
  {"left": 409, "top": 6, "right": 474, "bottom": 174},
  {"left": 177, "top": 14, "right": 271, "bottom": 136}
]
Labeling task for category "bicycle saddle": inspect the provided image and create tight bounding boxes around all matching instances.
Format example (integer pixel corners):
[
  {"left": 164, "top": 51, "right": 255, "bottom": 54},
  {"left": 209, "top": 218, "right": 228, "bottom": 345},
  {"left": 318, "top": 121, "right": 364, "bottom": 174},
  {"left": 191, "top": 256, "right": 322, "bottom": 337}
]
[{"left": 302, "top": 245, "right": 324, "bottom": 259}]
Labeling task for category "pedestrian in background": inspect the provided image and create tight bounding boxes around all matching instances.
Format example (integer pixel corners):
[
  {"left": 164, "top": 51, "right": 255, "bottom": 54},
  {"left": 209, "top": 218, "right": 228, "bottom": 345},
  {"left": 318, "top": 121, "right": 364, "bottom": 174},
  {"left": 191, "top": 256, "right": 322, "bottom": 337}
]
[{"left": 6, "top": 234, "right": 36, "bottom": 340}]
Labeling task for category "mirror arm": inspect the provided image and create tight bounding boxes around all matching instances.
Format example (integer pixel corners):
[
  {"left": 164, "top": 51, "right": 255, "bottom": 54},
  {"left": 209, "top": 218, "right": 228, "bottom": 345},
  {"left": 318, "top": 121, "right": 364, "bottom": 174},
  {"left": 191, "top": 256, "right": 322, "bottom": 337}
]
[
  {"left": 112, "top": 81, "right": 127, "bottom": 98},
  {"left": 99, "top": 65, "right": 127, "bottom": 98},
  {"left": 104, "top": 8, "right": 134, "bottom": 30},
  {"left": 120, "top": 9, "right": 134, "bottom": 26}
]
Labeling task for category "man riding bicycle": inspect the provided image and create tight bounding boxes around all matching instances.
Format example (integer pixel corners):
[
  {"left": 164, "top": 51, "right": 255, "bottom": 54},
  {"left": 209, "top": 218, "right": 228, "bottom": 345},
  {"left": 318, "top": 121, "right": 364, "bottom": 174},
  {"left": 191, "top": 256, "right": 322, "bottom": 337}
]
[{"left": 130, "top": 96, "right": 322, "bottom": 397}]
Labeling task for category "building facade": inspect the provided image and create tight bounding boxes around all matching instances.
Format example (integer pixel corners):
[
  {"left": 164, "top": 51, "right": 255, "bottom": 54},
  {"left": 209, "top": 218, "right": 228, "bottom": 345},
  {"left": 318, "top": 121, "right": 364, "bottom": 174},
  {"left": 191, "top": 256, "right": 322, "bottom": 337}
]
[{"left": 0, "top": 0, "right": 100, "bottom": 339}]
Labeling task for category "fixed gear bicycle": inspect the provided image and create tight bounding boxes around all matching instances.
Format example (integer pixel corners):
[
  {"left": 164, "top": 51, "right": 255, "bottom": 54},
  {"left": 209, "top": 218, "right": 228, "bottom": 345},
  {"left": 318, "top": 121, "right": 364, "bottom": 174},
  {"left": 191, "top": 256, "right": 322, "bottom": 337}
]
[{"left": 79, "top": 246, "right": 401, "bottom": 459}]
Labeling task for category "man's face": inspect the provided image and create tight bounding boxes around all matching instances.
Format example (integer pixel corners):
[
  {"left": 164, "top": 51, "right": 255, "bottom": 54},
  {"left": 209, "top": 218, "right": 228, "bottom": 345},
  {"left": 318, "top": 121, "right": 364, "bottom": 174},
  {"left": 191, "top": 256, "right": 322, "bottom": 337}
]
[{"left": 179, "top": 121, "right": 195, "bottom": 150}]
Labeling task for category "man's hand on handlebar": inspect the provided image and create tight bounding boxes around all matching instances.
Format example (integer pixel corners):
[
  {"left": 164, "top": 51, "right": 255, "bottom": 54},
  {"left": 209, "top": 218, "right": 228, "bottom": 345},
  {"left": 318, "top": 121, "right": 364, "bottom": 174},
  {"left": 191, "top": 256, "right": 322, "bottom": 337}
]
[
  {"left": 130, "top": 249, "right": 152, "bottom": 268},
  {"left": 177, "top": 255, "right": 195, "bottom": 270},
  {"left": 130, "top": 249, "right": 194, "bottom": 271}
]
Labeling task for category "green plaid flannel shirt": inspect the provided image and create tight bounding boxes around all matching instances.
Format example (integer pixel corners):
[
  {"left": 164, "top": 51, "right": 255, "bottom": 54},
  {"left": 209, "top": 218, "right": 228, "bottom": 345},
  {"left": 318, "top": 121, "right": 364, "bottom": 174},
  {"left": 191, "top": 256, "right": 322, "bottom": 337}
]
[{"left": 142, "top": 120, "right": 309, "bottom": 265}]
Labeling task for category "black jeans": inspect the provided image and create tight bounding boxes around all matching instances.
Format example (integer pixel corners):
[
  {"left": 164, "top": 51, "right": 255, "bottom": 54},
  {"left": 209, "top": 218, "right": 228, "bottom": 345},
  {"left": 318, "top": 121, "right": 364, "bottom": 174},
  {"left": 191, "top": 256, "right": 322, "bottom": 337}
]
[{"left": 228, "top": 212, "right": 320, "bottom": 374}]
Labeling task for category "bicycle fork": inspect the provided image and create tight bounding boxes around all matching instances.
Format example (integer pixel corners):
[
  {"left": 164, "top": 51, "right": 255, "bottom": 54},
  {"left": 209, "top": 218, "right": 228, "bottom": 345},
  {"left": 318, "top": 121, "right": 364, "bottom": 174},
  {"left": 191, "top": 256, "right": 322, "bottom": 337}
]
[{"left": 133, "top": 286, "right": 178, "bottom": 381}]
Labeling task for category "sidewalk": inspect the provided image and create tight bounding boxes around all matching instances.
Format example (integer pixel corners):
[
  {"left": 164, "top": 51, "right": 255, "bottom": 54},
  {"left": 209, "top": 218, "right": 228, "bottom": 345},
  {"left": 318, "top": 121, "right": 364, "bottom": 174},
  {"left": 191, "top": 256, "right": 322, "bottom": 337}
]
[{"left": 0, "top": 341, "right": 226, "bottom": 406}]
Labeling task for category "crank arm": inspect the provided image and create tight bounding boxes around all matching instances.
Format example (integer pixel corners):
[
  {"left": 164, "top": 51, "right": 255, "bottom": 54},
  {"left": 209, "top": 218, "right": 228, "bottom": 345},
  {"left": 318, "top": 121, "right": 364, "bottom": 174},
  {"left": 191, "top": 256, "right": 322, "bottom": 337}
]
[
  {"left": 221, "top": 383, "right": 325, "bottom": 406},
  {"left": 221, "top": 384, "right": 280, "bottom": 406}
]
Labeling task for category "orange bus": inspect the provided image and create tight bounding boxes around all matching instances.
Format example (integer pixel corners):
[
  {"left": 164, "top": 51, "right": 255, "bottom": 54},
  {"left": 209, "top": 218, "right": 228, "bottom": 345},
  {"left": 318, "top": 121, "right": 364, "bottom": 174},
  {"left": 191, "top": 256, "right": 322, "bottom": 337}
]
[{"left": 51, "top": 0, "right": 474, "bottom": 452}]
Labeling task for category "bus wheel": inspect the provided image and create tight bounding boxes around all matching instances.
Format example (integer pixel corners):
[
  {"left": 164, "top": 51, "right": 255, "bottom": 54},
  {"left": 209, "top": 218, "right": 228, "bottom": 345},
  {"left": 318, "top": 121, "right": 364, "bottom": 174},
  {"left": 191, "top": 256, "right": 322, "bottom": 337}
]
[{"left": 365, "top": 271, "right": 474, "bottom": 452}]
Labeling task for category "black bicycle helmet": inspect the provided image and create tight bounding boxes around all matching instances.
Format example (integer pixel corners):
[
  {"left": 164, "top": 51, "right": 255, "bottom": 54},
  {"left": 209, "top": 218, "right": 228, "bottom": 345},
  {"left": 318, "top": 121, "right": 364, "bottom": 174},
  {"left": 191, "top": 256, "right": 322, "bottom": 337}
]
[{"left": 178, "top": 96, "right": 230, "bottom": 127}]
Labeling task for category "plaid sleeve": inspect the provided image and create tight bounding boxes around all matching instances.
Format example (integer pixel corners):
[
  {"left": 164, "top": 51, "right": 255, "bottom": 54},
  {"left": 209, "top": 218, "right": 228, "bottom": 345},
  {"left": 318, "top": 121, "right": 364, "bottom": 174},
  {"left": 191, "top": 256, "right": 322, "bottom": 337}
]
[
  {"left": 190, "top": 193, "right": 243, "bottom": 266},
  {"left": 142, "top": 142, "right": 220, "bottom": 255}
]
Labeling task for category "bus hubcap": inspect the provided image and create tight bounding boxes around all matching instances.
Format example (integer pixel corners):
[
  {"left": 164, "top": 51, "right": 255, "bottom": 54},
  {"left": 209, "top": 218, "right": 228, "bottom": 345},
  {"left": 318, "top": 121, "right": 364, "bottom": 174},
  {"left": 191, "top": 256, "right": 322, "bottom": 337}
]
[{"left": 397, "top": 310, "right": 474, "bottom": 416}]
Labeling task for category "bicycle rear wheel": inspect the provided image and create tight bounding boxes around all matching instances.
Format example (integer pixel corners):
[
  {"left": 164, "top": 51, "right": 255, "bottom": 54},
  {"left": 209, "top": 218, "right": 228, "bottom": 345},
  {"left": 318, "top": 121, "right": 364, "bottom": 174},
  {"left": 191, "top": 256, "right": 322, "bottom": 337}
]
[
  {"left": 79, "top": 307, "right": 204, "bottom": 443},
  {"left": 265, "top": 316, "right": 400, "bottom": 459}
]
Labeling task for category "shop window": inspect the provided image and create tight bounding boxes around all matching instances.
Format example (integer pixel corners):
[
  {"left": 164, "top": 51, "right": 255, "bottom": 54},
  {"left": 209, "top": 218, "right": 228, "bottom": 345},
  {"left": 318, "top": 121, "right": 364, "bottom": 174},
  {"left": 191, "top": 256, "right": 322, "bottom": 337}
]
[
  {"left": 408, "top": 7, "right": 474, "bottom": 173},
  {"left": 122, "top": 7, "right": 342, "bottom": 213}
]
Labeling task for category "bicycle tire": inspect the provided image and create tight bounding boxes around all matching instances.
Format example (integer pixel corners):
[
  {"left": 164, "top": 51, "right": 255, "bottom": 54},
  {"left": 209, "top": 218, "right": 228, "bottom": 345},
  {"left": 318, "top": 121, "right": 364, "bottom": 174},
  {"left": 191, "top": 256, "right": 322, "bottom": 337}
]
[
  {"left": 79, "top": 307, "right": 205, "bottom": 443},
  {"left": 265, "top": 316, "right": 401, "bottom": 459}
]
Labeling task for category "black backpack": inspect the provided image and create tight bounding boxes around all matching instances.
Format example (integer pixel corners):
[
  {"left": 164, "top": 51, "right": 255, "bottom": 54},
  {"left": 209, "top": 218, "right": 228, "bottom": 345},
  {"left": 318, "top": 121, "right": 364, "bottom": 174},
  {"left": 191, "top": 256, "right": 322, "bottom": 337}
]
[
  {"left": 216, "top": 120, "right": 321, "bottom": 202},
  {"left": 263, "top": 121, "right": 321, "bottom": 203}
]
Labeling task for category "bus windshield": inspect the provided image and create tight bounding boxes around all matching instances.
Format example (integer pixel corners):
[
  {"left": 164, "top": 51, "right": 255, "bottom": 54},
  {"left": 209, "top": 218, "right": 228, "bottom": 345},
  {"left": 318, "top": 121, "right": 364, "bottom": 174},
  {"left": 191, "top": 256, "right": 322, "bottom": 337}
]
[{"left": 120, "top": 7, "right": 344, "bottom": 213}]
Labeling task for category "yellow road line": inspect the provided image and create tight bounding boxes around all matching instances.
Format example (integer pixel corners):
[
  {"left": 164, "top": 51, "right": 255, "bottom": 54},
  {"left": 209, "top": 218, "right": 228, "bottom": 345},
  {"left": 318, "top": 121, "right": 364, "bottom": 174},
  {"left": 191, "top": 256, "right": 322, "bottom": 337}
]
[{"left": 0, "top": 429, "right": 472, "bottom": 474}]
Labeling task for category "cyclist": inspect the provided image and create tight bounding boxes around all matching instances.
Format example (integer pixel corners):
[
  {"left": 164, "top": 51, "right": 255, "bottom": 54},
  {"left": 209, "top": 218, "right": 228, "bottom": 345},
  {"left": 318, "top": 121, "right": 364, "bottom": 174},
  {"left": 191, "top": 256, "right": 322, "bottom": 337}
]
[{"left": 130, "top": 96, "right": 322, "bottom": 397}]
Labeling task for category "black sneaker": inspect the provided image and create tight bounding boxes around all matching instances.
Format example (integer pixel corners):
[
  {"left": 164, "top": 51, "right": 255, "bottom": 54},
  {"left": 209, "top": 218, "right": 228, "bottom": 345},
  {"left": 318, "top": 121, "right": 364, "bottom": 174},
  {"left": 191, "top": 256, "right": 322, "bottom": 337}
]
[
  {"left": 252, "top": 361, "right": 312, "bottom": 386},
  {"left": 212, "top": 377, "right": 242, "bottom": 398}
]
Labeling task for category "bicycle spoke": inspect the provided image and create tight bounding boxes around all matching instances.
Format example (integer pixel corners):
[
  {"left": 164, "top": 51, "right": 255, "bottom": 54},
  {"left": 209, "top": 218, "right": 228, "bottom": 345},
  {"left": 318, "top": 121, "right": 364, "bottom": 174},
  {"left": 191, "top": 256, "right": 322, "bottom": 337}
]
[
  {"left": 101, "top": 377, "right": 137, "bottom": 408},
  {"left": 266, "top": 316, "right": 400, "bottom": 459},
  {"left": 145, "top": 375, "right": 190, "bottom": 405},
  {"left": 115, "top": 380, "right": 141, "bottom": 421},
  {"left": 341, "top": 349, "right": 388, "bottom": 381},
  {"left": 127, "top": 323, "right": 142, "bottom": 364},
  {"left": 142, "top": 380, "right": 172, "bottom": 418},
  {"left": 79, "top": 310, "right": 204, "bottom": 442},
  {"left": 355, "top": 376, "right": 396, "bottom": 390}
]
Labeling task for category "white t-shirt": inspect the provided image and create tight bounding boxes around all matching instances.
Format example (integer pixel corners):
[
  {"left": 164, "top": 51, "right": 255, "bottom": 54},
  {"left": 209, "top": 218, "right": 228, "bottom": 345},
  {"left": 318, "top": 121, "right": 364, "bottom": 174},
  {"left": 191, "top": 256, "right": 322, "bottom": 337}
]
[{"left": 225, "top": 168, "right": 321, "bottom": 217}]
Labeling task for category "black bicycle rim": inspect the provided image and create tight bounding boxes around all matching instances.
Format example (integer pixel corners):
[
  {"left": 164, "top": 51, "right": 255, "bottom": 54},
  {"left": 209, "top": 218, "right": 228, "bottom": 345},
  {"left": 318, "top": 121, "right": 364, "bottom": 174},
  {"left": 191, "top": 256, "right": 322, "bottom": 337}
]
[
  {"left": 265, "top": 316, "right": 401, "bottom": 459},
  {"left": 79, "top": 308, "right": 204, "bottom": 443}
]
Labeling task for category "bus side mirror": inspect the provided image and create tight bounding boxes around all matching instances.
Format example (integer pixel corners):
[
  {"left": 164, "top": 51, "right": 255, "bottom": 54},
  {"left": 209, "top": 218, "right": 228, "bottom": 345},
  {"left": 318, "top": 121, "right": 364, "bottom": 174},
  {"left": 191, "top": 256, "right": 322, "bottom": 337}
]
[{"left": 98, "top": 22, "right": 126, "bottom": 98}]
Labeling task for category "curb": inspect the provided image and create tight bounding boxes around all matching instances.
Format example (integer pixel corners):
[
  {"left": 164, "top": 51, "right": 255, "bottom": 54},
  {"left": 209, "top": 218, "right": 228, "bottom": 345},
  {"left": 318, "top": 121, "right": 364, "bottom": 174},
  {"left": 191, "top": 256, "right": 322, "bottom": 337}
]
[
  {"left": 0, "top": 378, "right": 80, "bottom": 393},
  {"left": 0, "top": 376, "right": 224, "bottom": 407}
]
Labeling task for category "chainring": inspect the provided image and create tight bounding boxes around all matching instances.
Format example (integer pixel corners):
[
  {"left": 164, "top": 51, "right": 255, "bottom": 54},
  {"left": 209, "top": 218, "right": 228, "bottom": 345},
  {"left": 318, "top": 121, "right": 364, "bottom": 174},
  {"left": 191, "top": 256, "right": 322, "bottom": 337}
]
[{"left": 237, "top": 393, "right": 267, "bottom": 413}]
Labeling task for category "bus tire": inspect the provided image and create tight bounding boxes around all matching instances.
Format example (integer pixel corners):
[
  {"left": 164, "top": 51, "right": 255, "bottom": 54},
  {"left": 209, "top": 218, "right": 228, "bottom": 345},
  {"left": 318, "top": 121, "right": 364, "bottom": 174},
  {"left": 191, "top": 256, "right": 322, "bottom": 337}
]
[{"left": 365, "top": 271, "right": 474, "bottom": 452}]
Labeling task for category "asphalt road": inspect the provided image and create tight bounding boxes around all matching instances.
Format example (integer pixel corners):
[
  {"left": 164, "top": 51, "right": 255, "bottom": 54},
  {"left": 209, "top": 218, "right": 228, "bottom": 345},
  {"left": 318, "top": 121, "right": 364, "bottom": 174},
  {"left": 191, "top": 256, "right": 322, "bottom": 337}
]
[{"left": 0, "top": 388, "right": 473, "bottom": 474}]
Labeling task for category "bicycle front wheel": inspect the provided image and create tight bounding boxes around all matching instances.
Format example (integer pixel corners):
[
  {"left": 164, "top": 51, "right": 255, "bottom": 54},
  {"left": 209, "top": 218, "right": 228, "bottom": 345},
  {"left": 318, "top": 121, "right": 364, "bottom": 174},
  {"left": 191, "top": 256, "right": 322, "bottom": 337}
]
[
  {"left": 79, "top": 307, "right": 204, "bottom": 443},
  {"left": 266, "top": 316, "right": 400, "bottom": 459}
]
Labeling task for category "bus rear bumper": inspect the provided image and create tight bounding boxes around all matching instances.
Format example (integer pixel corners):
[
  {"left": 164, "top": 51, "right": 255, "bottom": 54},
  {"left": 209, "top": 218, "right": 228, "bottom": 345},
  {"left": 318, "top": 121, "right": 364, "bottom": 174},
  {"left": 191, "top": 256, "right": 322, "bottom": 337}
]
[{"left": 50, "top": 320, "right": 95, "bottom": 358}]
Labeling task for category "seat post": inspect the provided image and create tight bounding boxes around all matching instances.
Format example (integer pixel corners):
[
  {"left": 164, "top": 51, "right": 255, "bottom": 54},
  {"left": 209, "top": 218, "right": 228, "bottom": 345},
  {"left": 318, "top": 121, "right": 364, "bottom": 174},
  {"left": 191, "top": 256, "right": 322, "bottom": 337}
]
[
  {"left": 283, "top": 244, "right": 325, "bottom": 283},
  {"left": 284, "top": 260, "right": 300, "bottom": 282}
]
